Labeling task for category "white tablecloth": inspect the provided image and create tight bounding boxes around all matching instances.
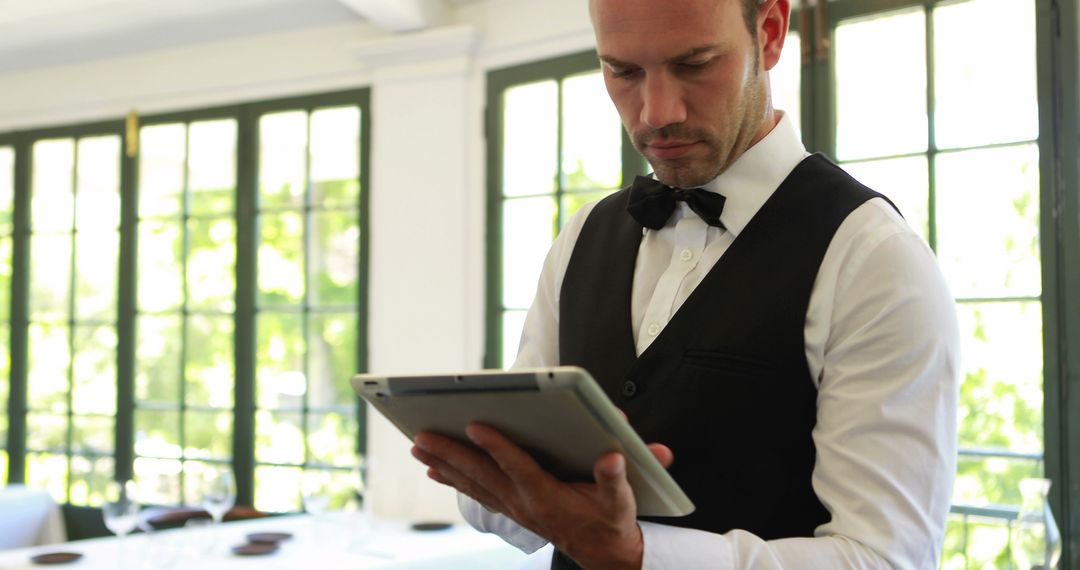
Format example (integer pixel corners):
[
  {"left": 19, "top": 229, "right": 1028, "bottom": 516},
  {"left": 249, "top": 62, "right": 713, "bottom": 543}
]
[
  {"left": 0, "top": 485, "right": 66, "bottom": 550},
  {"left": 0, "top": 511, "right": 548, "bottom": 569}
]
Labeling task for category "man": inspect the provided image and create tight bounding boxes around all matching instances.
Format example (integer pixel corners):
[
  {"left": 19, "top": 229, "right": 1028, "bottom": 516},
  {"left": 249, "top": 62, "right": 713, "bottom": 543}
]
[{"left": 411, "top": 0, "right": 960, "bottom": 567}]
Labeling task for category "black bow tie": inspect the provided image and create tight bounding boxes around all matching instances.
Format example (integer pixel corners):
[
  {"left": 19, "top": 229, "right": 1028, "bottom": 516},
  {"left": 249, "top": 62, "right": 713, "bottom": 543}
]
[{"left": 626, "top": 176, "right": 727, "bottom": 230}]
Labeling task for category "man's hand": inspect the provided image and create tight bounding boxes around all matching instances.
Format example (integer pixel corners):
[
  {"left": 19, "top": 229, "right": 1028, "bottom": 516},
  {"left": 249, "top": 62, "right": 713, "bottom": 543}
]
[{"left": 411, "top": 423, "right": 673, "bottom": 569}]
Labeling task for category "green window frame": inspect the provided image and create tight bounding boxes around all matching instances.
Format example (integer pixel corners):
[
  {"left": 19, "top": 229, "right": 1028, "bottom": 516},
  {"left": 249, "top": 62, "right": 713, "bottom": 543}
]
[{"left": 1, "top": 88, "right": 370, "bottom": 511}]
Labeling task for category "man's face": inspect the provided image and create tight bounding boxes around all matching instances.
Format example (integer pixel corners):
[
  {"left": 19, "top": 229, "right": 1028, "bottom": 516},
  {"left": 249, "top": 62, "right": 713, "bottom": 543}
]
[{"left": 592, "top": 0, "right": 773, "bottom": 188}]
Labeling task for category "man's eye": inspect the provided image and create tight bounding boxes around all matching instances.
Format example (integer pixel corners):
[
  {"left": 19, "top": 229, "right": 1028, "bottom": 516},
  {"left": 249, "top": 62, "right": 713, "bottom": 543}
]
[
  {"left": 609, "top": 66, "right": 641, "bottom": 79},
  {"left": 678, "top": 60, "right": 710, "bottom": 72}
]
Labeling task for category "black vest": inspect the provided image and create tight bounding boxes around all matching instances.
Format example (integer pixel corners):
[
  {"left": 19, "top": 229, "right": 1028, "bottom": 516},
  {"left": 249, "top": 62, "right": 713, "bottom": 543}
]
[{"left": 550, "top": 155, "right": 887, "bottom": 569}]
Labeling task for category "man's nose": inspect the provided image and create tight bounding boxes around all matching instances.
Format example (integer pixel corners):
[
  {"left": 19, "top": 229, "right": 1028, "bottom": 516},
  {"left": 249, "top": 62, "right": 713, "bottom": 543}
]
[{"left": 640, "top": 73, "right": 687, "bottom": 129}]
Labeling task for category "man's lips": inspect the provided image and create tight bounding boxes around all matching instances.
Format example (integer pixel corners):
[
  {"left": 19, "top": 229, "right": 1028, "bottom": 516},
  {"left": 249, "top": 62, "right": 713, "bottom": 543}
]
[{"left": 645, "top": 140, "right": 699, "bottom": 160}]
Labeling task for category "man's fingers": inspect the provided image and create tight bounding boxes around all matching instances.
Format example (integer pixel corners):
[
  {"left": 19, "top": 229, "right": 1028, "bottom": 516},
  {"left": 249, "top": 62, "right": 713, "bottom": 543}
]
[
  {"left": 648, "top": 443, "right": 674, "bottom": 469},
  {"left": 412, "top": 445, "right": 507, "bottom": 513},
  {"left": 414, "top": 430, "right": 516, "bottom": 497},
  {"left": 593, "top": 452, "right": 636, "bottom": 516},
  {"left": 465, "top": 423, "right": 551, "bottom": 490}
]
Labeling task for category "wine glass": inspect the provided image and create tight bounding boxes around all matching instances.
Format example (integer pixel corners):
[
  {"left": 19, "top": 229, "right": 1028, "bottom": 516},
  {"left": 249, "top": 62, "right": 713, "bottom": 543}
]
[
  {"left": 200, "top": 467, "right": 236, "bottom": 525},
  {"left": 102, "top": 480, "right": 140, "bottom": 569}
]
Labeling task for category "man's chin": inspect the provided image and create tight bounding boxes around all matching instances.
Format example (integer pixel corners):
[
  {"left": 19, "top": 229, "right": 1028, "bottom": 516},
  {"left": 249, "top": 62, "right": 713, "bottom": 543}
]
[{"left": 650, "top": 164, "right": 718, "bottom": 189}]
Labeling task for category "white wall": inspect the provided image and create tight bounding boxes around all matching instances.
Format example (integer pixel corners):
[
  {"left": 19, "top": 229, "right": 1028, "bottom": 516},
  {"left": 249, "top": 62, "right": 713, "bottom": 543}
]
[{"left": 0, "top": 0, "right": 595, "bottom": 521}]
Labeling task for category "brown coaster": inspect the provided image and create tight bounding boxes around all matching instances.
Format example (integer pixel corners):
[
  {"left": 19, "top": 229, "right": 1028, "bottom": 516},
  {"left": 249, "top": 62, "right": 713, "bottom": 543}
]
[
  {"left": 30, "top": 552, "right": 83, "bottom": 565},
  {"left": 246, "top": 531, "right": 293, "bottom": 544},
  {"left": 232, "top": 542, "right": 280, "bottom": 556}
]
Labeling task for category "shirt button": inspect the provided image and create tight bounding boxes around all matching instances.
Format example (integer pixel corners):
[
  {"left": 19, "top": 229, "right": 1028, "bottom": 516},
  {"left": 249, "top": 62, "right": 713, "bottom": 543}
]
[
  {"left": 621, "top": 380, "right": 638, "bottom": 398},
  {"left": 647, "top": 322, "right": 660, "bottom": 336},
  {"left": 680, "top": 248, "right": 693, "bottom": 262}
]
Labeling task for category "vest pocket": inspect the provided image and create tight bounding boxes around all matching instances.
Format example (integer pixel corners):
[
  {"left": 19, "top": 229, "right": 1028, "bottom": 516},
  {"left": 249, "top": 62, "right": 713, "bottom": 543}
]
[{"left": 680, "top": 349, "right": 779, "bottom": 376}]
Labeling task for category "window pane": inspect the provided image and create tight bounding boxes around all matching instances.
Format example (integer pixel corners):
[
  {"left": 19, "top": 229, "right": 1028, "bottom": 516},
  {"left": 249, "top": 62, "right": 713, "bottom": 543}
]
[
  {"left": 307, "top": 412, "right": 358, "bottom": 466},
  {"left": 561, "top": 71, "right": 621, "bottom": 191},
  {"left": 842, "top": 157, "right": 930, "bottom": 241},
  {"left": 29, "top": 234, "right": 72, "bottom": 322},
  {"left": 936, "top": 144, "right": 1040, "bottom": 298},
  {"left": 834, "top": 9, "right": 927, "bottom": 160},
  {"left": 134, "top": 458, "right": 183, "bottom": 505},
  {"left": 257, "top": 312, "right": 306, "bottom": 410},
  {"left": 139, "top": 124, "right": 186, "bottom": 218},
  {"left": 74, "top": 230, "right": 119, "bottom": 321},
  {"left": 31, "top": 139, "right": 75, "bottom": 233},
  {"left": 74, "top": 136, "right": 121, "bottom": 230},
  {"left": 258, "top": 212, "right": 305, "bottom": 306},
  {"left": 772, "top": 31, "right": 801, "bottom": 139},
  {"left": 186, "top": 217, "right": 236, "bottom": 312},
  {"left": 934, "top": 0, "right": 1037, "bottom": 148},
  {"left": 956, "top": 302, "right": 1043, "bottom": 455},
  {"left": 0, "top": 145, "right": 15, "bottom": 228},
  {"left": 260, "top": 111, "right": 308, "bottom": 210},
  {"left": 137, "top": 221, "right": 184, "bottom": 312},
  {"left": 184, "top": 411, "right": 232, "bottom": 460},
  {"left": 72, "top": 416, "right": 113, "bottom": 455},
  {"left": 28, "top": 324, "right": 70, "bottom": 412},
  {"left": 185, "top": 315, "right": 234, "bottom": 408},
  {"left": 27, "top": 413, "right": 67, "bottom": 451},
  {"left": 311, "top": 106, "right": 361, "bottom": 207},
  {"left": 502, "top": 309, "right": 527, "bottom": 368},
  {"left": 503, "top": 80, "right": 558, "bottom": 197},
  {"left": 188, "top": 120, "right": 236, "bottom": 215},
  {"left": 310, "top": 212, "right": 359, "bottom": 307},
  {"left": 135, "top": 409, "right": 182, "bottom": 460},
  {"left": 0, "top": 239, "right": 10, "bottom": 321},
  {"left": 71, "top": 325, "right": 117, "bottom": 415},
  {"left": 136, "top": 315, "right": 182, "bottom": 402},
  {"left": 255, "top": 465, "right": 302, "bottom": 512},
  {"left": 27, "top": 453, "right": 69, "bottom": 502},
  {"left": 69, "top": 455, "right": 114, "bottom": 506},
  {"left": 256, "top": 410, "right": 304, "bottom": 465},
  {"left": 0, "top": 326, "right": 7, "bottom": 449},
  {"left": 309, "top": 313, "right": 358, "bottom": 407},
  {"left": 502, "top": 197, "right": 556, "bottom": 309}
]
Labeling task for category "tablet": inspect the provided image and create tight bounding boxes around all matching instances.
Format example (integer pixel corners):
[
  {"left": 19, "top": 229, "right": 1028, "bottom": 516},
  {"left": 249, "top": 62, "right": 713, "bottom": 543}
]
[{"left": 351, "top": 366, "right": 694, "bottom": 517}]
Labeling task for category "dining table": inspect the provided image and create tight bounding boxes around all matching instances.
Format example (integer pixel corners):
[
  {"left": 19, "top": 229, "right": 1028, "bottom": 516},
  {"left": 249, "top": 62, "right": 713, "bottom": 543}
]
[
  {"left": 0, "top": 485, "right": 67, "bottom": 550},
  {"left": 0, "top": 510, "right": 549, "bottom": 569}
]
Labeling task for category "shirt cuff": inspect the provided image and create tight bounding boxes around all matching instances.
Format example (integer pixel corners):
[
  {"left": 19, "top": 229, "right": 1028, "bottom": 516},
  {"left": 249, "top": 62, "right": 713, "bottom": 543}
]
[
  {"left": 640, "top": 521, "right": 734, "bottom": 570},
  {"left": 457, "top": 493, "right": 549, "bottom": 553}
]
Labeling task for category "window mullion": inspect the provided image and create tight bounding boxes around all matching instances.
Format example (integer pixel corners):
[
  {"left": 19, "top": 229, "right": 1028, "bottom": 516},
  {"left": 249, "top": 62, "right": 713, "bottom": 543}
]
[
  {"left": 115, "top": 119, "right": 139, "bottom": 483},
  {"left": 233, "top": 106, "right": 258, "bottom": 507},
  {"left": 7, "top": 133, "right": 31, "bottom": 484}
]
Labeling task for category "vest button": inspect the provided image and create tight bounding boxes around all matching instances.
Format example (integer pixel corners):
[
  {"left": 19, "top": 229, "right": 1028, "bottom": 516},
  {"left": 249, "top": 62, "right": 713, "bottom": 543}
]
[{"left": 621, "top": 380, "right": 638, "bottom": 398}]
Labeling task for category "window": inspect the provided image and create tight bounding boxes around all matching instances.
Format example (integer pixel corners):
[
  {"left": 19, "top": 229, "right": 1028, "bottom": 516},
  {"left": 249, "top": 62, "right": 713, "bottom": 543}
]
[
  {"left": 252, "top": 106, "right": 365, "bottom": 512},
  {"left": 2, "top": 89, "right": 369, "bottom": 511},
  {"left": 133, "top": 118, "right": 239, "bottom": 505},
  {"left": 26, "top": 133, "right": 122, "bottom": 504}
]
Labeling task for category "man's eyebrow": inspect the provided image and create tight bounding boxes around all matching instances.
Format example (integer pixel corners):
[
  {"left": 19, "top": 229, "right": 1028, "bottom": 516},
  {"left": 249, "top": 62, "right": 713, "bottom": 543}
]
[{"left": 598, "top": 45, "right": 723, "bottom": 68}]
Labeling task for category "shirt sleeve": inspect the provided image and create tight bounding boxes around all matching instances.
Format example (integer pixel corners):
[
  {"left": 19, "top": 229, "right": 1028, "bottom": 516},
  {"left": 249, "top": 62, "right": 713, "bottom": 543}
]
[{"left": 639, "top": 200, "right": 961, "bottom": 569}]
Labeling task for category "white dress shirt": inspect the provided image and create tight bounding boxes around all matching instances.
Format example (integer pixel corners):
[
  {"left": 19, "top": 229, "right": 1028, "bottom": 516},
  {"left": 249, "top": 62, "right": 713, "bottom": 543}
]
[{"left": 460, "top": 113, "right": 960, "bottom": 569}]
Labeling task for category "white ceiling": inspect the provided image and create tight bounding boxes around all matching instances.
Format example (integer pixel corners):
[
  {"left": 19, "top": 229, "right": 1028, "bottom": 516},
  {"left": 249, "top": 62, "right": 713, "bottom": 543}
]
[{"left": 0, "top": 0, "right": 482, "bottom": 74}]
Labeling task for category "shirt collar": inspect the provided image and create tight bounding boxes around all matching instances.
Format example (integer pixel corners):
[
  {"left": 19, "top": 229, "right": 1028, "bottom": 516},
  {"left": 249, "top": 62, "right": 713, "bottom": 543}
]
[{"left": 697, "top": 112, "right": 808, "bottom": 238}]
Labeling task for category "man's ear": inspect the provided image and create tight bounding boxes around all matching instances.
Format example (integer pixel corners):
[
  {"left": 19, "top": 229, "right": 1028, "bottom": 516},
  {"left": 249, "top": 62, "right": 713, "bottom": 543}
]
[{"left": 759, "top": 0, "right": 791, "bottom": 72}]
